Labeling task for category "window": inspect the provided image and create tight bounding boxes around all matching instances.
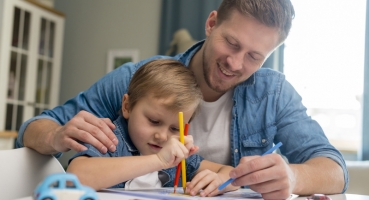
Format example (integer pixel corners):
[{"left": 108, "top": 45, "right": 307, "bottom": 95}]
[{"left": 284, "top": 0, "right": 367, "bottom": 160}]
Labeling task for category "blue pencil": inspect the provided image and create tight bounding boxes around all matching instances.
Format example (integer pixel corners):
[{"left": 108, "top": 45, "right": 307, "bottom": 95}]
[{"left": 218, "top": 142, "right": 283, "bottom": 190}]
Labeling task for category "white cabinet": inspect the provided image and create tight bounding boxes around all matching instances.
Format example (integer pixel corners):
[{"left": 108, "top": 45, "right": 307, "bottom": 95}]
[{"left": 0, "top": 0, "right": 64, "bottom": 149}]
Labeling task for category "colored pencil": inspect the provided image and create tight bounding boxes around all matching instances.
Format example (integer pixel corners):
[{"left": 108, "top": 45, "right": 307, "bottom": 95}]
[
  {"left": 217, "top": 142, "right": 283, "bottom": 190},
  {"left": 173, "top": 123, "right": 189, "bottom": 193},
  {"left": 178, "top": 112, "right": 187, "bottom": 193},
  {"left": 173, "top": 163, "right": 181, "bottom": 193}
]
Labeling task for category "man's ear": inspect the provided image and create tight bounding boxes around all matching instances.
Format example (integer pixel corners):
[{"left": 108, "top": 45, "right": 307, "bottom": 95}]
[
  {"left": 122, "top": 94, "right": 130, "bottom": 119},
  {"left": 205, "top": 11, "right": 217, "bottom": 36}
]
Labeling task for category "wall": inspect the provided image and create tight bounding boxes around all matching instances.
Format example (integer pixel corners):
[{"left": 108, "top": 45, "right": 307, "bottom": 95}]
[
  {"left": 54, "top": 0, "right": 162, "bottom": 103},
  {"left": 54, "top": 0, "right": 162, "bottom": 167}
]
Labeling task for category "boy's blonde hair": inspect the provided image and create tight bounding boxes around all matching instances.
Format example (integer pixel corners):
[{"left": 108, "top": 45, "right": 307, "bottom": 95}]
[{"left": 127, "top": 59, "right": 202, "bottom": 112}]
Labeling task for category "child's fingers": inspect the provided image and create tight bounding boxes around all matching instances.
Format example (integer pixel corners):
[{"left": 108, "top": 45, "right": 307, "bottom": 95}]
[
  {"left": 172, "top": 138, "right": 189, "bottom": 159},
  {"left": 204, "top": 184, "right": 221, "bottom": 197},
  {"left": 187, "top": 170, "right": 216, "bottom": 196},
  {"left": 160, "top": 138, "right": 188, "bottom": 166},
  {"left": 189, "top": 146, "right": 199, "bottom": 156},
  {"left": 197, "top": 175, "right": 221, "bottom": 197},
  {"left": 183, "top": 135, "right": 194, "bottom": 145},
  {"left": 184, "top": 135, "right": 198, "bottom": 153}
]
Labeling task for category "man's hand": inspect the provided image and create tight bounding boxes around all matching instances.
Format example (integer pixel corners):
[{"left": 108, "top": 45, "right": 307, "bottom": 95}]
[
  {"left": 51, "top": 110, "right": 118, "bottom": 153},
  {"left": 230, "top": 154, "right": 296, "bottom": 200}
]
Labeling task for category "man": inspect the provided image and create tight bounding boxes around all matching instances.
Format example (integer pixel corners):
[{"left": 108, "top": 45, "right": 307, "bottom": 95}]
[{"left": 17, "top": 0, "right": 347, "bottom": 199}]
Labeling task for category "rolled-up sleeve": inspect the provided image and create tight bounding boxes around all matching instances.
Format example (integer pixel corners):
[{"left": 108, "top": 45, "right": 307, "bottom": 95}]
[{"left": 275, "top": 77, "right": 348, "bottom": 193}]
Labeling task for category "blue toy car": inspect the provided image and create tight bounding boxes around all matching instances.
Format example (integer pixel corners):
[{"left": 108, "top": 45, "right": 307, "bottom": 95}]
[{"left": 34, "top": 173, "right": 98, "bottom": 200}]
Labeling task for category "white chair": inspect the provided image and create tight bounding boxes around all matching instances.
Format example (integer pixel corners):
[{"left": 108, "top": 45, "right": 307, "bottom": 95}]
[
  {"left": 346, "top": 161, "right": 369, "bottom": 195},
  {"left": 0, "top": 147, "right": 65, "bottom": 200}
]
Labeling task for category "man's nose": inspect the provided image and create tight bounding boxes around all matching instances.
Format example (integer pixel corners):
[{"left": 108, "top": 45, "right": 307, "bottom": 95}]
[{"left": 227, "top": 52, "right": 244, "bottom": 71}]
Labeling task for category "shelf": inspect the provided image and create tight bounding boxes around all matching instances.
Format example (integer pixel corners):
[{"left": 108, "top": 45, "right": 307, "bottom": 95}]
[{"left": 0, "top": 131, "right": 18, "bottom": 138}]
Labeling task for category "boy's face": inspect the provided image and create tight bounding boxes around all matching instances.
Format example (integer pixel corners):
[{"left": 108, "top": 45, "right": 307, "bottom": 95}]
[{"left": 122, "top": 94, "right": 196, "bottom": 155}]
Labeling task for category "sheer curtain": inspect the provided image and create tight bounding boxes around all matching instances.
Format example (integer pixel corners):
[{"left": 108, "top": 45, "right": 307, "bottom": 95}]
[
  {"left": 283, "top": 0, "right": 368, "bottom": 160},
  {"left": 362, "top": 0, "right": 369, "bottom": 160}
]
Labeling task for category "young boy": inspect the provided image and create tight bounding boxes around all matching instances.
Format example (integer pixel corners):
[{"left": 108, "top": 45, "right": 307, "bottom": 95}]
[{"left": 67, "top": 59, "right": 239, "bottom": 197}]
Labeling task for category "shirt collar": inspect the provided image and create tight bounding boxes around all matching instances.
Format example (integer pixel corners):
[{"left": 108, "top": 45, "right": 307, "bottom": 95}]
[{"left": 114, "top": 116, "right": 139, "bottom": 154}]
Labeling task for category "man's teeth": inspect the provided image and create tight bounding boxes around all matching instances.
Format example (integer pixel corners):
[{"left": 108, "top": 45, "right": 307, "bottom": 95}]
[{"left": 219, "top": 66, "right": 233, "bottom": 76}]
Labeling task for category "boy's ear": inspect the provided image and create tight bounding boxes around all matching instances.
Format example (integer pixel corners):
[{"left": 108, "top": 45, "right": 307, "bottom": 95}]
[{"left": 122, "top": 94, "right": 130, "bottom": 119}]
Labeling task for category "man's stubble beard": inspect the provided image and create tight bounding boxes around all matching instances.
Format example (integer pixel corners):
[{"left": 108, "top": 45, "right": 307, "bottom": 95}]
[{"left": 202, "top": 44, "right": 236, "bottom": 94}]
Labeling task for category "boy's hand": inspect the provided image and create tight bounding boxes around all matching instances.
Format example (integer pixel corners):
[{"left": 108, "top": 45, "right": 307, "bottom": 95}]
[
  {"left": 183, "top": 135, "right": 199, "bottom": 156},
  {"left": 186, "top": 169, "right": 224, "bottom": 197},
  {"left": 156, "top": 137, "right": 188, "bottom": 169},
  {"left": 156, "top": 136, "right": 199, "bottom": 169}
]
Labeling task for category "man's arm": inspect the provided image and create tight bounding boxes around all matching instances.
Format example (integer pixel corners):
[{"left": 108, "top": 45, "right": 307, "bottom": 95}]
[
  {"left": 17, "top": 57, "right": 165, "bottom": 155},
  {"left": 23, "top": 119, "right": 62, "bottom": 155},
  {"left": 22, "top": 111, "right": 118, "bottom": 155},
  {"left": 290, "top": 157, "right": 344, "bottom": 195}
]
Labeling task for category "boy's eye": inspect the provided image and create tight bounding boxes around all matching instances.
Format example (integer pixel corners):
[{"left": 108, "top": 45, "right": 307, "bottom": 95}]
[
  {"left": 249, "top": 53, "right": 262, "bottom": 61},
  {"left": 148, "top": 118, "right": 159, "bottom": 124},
  {"left": 170, "top": 127, "right": 180, "bottom": 132},
  {"left": 249, "top": 54, "right": 257, "bottom": 60}
]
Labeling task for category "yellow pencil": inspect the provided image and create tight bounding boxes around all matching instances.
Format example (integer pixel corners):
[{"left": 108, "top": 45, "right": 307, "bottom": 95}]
[{"left": 178, "top": 112, "right": 186, "bottom": 192}]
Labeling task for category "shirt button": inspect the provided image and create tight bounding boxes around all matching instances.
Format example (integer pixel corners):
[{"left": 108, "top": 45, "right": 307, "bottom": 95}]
[
  {"left": 262, "top": 139, "right": 266, "bottom": 143},
  {"left": 234, "top": 149, "right": 238, "bottom": 153}
]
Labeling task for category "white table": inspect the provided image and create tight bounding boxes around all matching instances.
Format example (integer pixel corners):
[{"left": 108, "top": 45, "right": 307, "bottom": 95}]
[
  {"left": 15, "top": 190, "right": 369, "bottom": 200},
  {"left": 17, "top": 192, "right": 369, "bottom": 200}
]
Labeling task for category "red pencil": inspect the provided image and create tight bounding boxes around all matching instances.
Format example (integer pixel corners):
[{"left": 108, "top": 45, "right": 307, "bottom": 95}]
[
  {"left": 173, "top": 163, "right": 181, "bottom": 193},
  {"left": 173, "top": 123, "right": 189, "bottom": 193}
]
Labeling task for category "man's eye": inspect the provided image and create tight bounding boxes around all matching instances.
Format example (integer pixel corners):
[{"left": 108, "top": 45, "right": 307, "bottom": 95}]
[
  {"left": 226, "top": 39, "right": 237, "bottom": 47},
  {"left": 149, "top": 118, "right": 159, "bottom": 124}
]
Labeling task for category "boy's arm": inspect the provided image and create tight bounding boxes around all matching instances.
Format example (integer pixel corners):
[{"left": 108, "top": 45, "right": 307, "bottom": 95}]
[
  {"left": 67, "top": 154, "right": 165, "bottom": 190},
  {"left": 186, "top": 160, "right": 239, "bottom": 197},
  {"left": 68, "top": 136, "right": 193, "bottom": 191}
]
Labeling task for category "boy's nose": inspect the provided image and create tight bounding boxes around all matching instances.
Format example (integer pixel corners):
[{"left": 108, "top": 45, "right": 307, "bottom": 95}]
[{"left": 154, "top": 128, "right": 169, "bottom": 142}]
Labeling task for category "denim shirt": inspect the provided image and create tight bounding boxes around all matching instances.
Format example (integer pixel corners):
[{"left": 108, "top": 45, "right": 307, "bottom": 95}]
[
  {"left": 68, "top": 116, "right": 203, "bottom": 188},
  {"left": 17, "top": 40, "right": 348, "bottom": 192}
]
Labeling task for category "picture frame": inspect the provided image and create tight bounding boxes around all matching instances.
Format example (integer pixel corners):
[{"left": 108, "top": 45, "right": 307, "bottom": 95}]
[{"left": 106, "top": 49, "right": 139, "bottom": 73}]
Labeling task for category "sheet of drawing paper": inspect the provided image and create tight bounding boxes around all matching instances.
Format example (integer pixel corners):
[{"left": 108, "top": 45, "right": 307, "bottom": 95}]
[{"left": 101, "top": 188, "right": 263, "bottom": 200}]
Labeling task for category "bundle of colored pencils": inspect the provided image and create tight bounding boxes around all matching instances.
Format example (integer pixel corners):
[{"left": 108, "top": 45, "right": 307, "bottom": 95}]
[{"left": 174, "top": 112, "right": 189, "bottom": 194}]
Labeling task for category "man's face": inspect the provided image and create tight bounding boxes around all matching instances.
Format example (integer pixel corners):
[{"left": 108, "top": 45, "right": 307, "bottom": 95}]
[
  {"left": 122, "top": 94, "right": 195, "bottom": 155},
  {"left": 202, "top": 10, "right": 280, "bottom": 93}
]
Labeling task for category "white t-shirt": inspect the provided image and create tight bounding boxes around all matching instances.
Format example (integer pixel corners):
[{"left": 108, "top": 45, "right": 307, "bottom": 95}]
[
  {"left": 189, "top": 89, "right": 233, "bottom": 165},
  {"left": 125, "top": 171, "right": 161, "bottom": 189}
]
